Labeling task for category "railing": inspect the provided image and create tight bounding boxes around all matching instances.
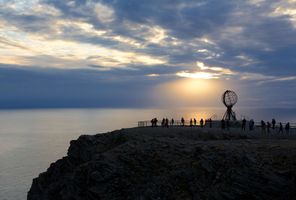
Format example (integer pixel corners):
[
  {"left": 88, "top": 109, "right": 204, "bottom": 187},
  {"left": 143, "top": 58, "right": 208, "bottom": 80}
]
[
  {"left": 138, "top": 120, "right": 296, "bottom": 129},
  {"left": 138, "top": 120, "right": 222, "bottom": 127}
]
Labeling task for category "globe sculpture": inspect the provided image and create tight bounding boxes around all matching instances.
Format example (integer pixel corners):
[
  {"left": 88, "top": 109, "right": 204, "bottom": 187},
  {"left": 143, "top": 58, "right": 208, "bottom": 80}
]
[{"left": 222, "top": 90, "right": 238, "bottom": 121}]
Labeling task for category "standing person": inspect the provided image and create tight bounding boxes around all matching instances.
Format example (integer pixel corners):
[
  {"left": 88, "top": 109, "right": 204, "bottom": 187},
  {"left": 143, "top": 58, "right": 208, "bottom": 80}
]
[
  {"left": 272, "top": 118, "right": 276, "bottom": 130},
  {"left": 151, "top": 118, "right": 154, "bottom": 127},
  {"left": 278, "top": 122, "right": 283, "bottom": 134},
  {"left": 181, "top": 117, "right": 185, "bottom": 127},
  {"left": 242, "top": 118, "right": 246, "bottom": 131},
  {"left": 194, "top": 118, "right": 197, "bottom": 126},
  {"left": 171, "top": 118, "right": 174, "bottom": 126},
  {"left": 249, "top": 119, "right": 254, "bottom": 131},
  {"left": 285, "top": 122, "right": 290, "bottom": 134},
  {"left": 151, "top": 118, "right": 157, "bottom": 127},
  {"left": 267, "top": 121, "right": 271, "bottom": 134},
  {"left": 190, "top": 119, "right": 193, "bottom": 127},
  {"left": 165, "top": 118, "right": 169, "bottom": 128},
  {"left": 161, "top": 118, "right": 165, "bottom": 127},
  {"left": 261, "top": 120, "right": 266, "bottom": 134},
  {"left": 200, "top": 118, "right": 204, "bottom": 128}
]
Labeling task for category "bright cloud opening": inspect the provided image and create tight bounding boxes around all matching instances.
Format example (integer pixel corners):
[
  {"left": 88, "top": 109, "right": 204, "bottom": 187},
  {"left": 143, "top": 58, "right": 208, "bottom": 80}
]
[
  {"left": 176, "top": 71, "right": 219, "bottom": 79},
  {"left": 197, "top": 62, "right": 235, "bottom": 75}
]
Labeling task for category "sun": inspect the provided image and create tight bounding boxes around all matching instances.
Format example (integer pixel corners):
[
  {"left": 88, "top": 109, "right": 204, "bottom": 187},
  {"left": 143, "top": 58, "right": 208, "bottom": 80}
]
[{"left": 153, "top": 78, "right": 223, "bottom": 107}]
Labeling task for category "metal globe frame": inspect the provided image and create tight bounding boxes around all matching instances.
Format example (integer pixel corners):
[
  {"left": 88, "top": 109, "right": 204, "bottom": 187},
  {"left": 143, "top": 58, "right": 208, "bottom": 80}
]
[{"left": 222, "top": 90, "right": 238, "bottom": 121}]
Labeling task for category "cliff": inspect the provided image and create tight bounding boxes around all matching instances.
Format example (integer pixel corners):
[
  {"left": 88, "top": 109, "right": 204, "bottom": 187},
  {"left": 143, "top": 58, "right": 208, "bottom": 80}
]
[{"left": 28, "top": 127, "right": 296, "bottom": 200}]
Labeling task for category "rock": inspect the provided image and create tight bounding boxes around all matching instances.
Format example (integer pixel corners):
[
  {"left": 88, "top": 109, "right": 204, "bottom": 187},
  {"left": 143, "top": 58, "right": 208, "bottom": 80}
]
[{"left": 28, "top": 127, "right": 296, "bottom": 200}]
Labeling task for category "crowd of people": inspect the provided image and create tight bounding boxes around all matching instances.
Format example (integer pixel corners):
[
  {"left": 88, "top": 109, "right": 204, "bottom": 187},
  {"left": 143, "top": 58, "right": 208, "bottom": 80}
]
[
  {"left": 150, "top": 117, "right": 292, "bottom": 134},
  {"left": 150, "top": 117, "right": 213, "bottom": 128},
  {"left": 258, "top": 119, "right": 291, "bottom": 134}
]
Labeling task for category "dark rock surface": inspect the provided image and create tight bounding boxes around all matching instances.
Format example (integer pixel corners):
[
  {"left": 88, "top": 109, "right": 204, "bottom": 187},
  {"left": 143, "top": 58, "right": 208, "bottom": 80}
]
[{"left": 28, "top": 127, "right": 296, "bottom": 200}]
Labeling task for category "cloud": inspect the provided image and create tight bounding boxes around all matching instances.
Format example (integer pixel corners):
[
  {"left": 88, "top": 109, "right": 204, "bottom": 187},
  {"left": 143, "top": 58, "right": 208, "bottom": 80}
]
[
  {"left": 0, "top": 65, "right": 163, "bottom": 108},
  {"left": 0, "top": 0, "right": 61, "bottom": 17},
  {"left": 0, "top": 19, "right": 167, "bottom": 68},
  {"left": 240, "top": 73, "right": 275, "bottom": 81},
  {"left": 0, "top": 0, "right": 296, "bottom": 107},
  {"left": 175, "top": 62, "right": 235, "bottom": 80},
  {"left": 176, "top": 71, "right": 219, "bottom": 79},
  {"left": 94, "top": 2, "right": 115, "bottom": 23},
  {"left": 146, "top": 73, "right": 160, "bottom": 77},
  {"left": 196, "top": 62, "right": 235, "bottom": 75}
]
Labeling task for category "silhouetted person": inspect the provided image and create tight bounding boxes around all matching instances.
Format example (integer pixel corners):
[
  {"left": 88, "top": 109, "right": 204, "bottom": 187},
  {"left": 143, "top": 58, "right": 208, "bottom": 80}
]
[
  {"left": 267, "top": 121, "right": 271, "bottom": 133},
  {"left": 272, "top": 118, "right": 276, "bottom": 130},
  {"left": 221, "top": 119, "right": 225, "bottom": 130},
  {"left": 190, "top": 119, "right": 193, "bottom": 127},
  {"left": 171, "top": 118, "right": 174, "bottom": 126},
  {"left": 209, "top": 118, "right": 212, "bottom": 128},
  {"left": 278, "top": 122, "right": 283, "bottom": 134},
  {"left": 194, "top": 118, "right": 197, "bottom": 126},
  {"left": 181, "top": 117, "right": 185, "bottom": 126},
  {"left": 151, "top": 118, "right": 158, "bottom": 127},
  {"left": 285, "top": 122, "right": 290, "bottom": 134},
  {"left": 261, "top": 120, "right": 266, "bottom": 133},
  {"left": 165, "top": 118, "right": 169, "bottom": 128},
  {"left": 249, "top": 119, "right": 254, "bottom": 131},
  {"left": 151, "top": 118, "right": 154, "bottom": 127},
  {"left": 161, "top": 118, "right": 165, "bottom": 127},
  {"left": 242, "top": 118, "right": 246, "bottom": 131},
  {"left": 200, "top": 118, "right": 204, "bottom": 128}
]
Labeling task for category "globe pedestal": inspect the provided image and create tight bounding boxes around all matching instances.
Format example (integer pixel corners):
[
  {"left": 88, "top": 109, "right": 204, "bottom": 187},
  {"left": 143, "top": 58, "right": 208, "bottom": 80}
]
[{"left": 223, "top": 106, "right": 236, "bottom": 121}]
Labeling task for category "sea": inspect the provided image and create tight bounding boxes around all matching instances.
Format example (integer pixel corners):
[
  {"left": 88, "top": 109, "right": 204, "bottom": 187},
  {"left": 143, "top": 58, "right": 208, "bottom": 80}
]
[{"left": 1, "top": 107, "right": 296, "bottom": 200}]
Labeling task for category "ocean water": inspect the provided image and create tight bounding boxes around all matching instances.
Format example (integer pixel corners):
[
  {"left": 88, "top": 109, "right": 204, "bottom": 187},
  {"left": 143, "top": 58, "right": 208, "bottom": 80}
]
[{"left": 0, "top": 107, "right": 296, "bottom": 200}]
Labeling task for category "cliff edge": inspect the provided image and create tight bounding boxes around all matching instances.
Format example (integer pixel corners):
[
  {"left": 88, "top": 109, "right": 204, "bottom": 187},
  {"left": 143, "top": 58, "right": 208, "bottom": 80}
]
[{"left": 28, "top": 127, "right": 296, "bottom": 200}]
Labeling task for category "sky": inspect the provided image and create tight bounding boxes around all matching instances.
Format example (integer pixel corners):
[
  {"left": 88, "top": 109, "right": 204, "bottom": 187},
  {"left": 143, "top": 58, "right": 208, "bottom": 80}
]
[{"left": 0, "top": 0, "right": 296, "bottom": 108}]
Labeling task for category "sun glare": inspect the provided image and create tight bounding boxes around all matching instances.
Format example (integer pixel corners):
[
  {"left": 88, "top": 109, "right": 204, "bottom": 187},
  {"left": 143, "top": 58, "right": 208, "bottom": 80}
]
[{"left": 154, "top": 78, "right": 223, "bottom": 107}]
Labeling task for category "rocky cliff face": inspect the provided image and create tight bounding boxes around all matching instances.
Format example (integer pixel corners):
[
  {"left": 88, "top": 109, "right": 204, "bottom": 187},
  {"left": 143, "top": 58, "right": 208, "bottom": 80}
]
[{"left": 28, "top": 128, "right": 296, "bottom": 200}]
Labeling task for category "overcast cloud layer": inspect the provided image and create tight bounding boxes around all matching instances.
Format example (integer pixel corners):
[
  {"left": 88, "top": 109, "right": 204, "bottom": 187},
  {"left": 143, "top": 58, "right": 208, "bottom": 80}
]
[{"left": 0, "top": 0, "right": 296, "bottom": 108}]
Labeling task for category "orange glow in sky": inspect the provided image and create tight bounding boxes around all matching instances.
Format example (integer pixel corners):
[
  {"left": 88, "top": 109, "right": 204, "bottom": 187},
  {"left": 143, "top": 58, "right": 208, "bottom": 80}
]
[{"left": 154, "top": 78, "right": 224, "bottom": 107}]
